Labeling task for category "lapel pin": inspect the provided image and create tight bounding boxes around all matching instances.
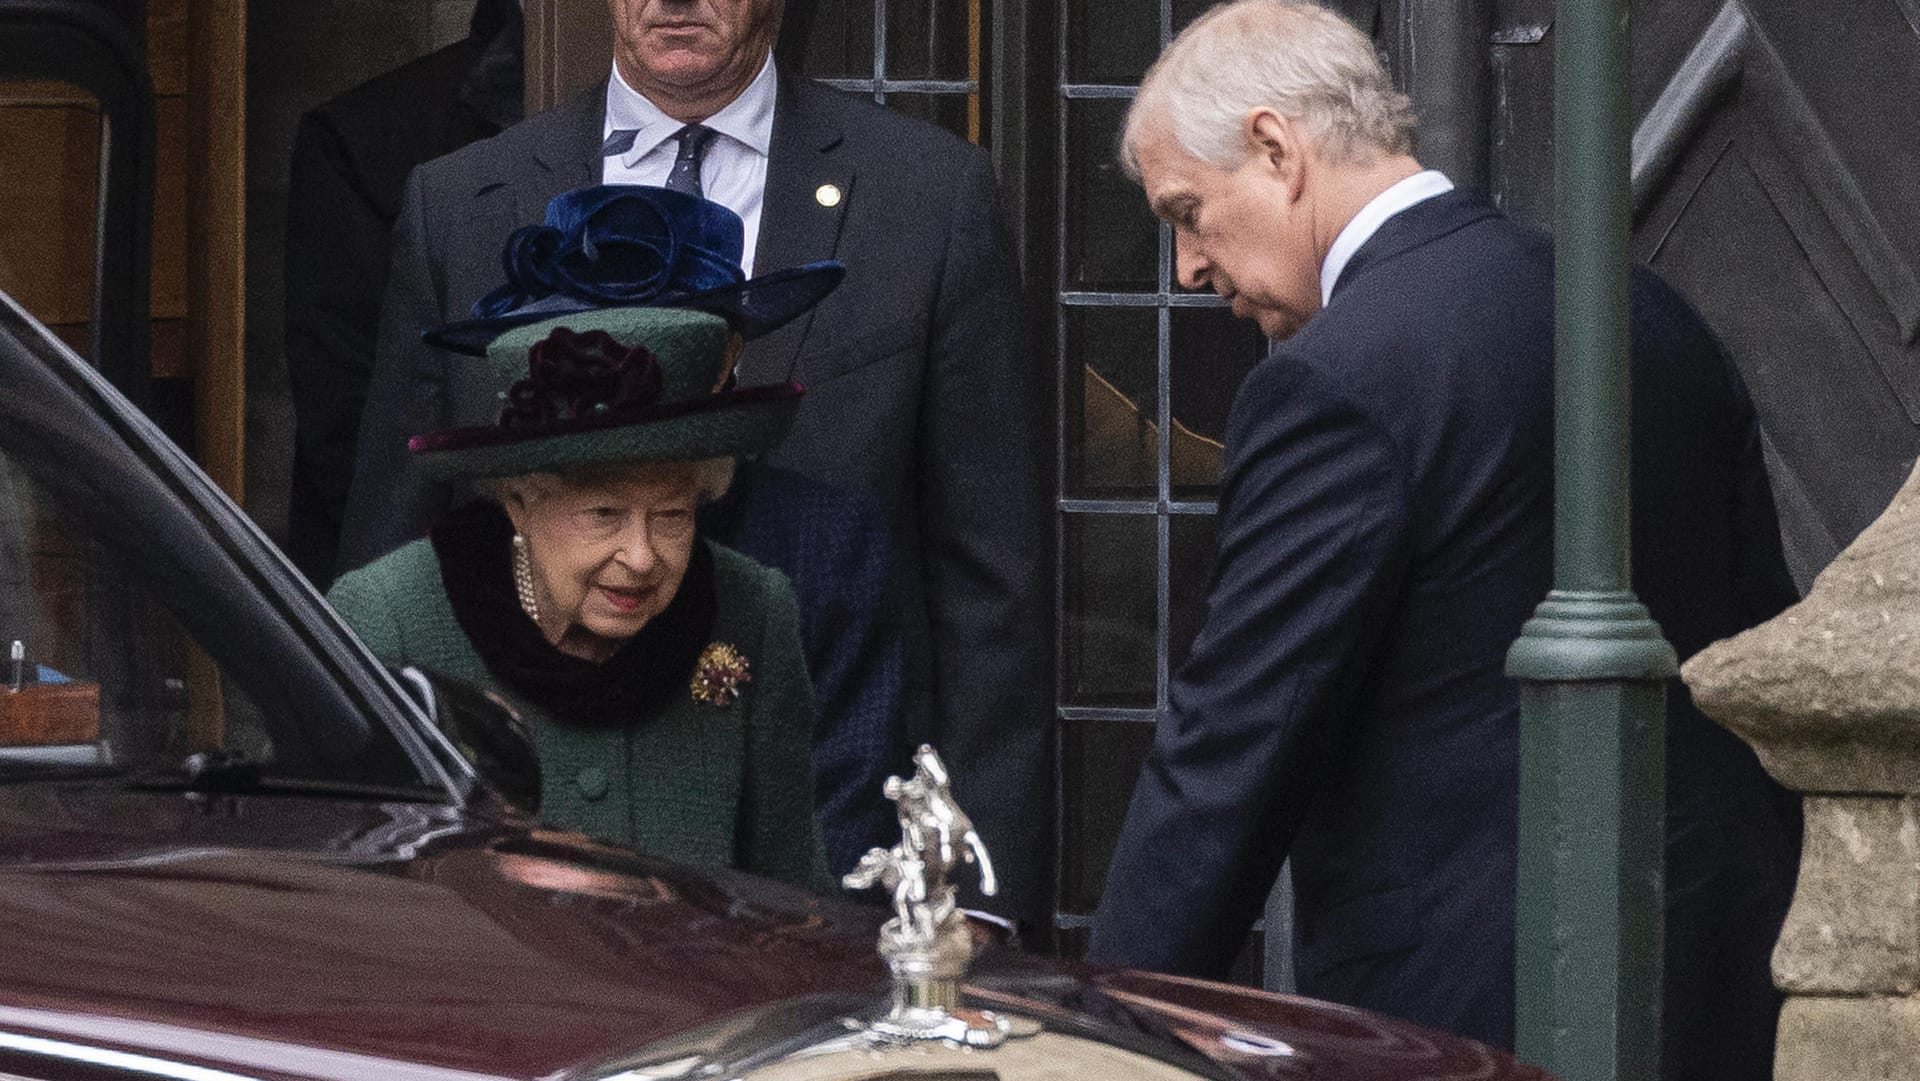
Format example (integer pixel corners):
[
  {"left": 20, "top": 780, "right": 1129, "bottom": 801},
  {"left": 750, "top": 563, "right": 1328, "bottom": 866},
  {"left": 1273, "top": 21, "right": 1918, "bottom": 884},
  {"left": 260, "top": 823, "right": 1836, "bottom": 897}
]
[{"left": 815, "top": 183, "right": 842, "bottom": 208}]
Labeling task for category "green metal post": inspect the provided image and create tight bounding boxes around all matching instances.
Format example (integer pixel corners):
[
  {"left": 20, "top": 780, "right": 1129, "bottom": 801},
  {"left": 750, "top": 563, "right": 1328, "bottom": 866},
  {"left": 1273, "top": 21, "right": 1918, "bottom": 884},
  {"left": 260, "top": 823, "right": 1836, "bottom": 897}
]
[{"left": 1505, "top": 0, "right": 1678, "bottom": 1078}]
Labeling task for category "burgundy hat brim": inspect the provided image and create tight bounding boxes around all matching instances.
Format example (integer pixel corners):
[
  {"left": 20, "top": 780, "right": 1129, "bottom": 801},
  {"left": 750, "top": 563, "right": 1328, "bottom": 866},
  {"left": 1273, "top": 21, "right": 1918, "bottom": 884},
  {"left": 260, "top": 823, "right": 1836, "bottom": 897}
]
[{"left": 409, "top": 383, "right": 804, "bottom": 480}]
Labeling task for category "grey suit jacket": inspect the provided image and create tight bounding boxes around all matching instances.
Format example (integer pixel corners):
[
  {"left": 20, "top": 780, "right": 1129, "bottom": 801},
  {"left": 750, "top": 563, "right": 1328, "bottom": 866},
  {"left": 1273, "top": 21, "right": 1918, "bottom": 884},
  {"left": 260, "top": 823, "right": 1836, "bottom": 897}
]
[{"left": 338, "top": 75, "right": 1053, "bottom": 927}]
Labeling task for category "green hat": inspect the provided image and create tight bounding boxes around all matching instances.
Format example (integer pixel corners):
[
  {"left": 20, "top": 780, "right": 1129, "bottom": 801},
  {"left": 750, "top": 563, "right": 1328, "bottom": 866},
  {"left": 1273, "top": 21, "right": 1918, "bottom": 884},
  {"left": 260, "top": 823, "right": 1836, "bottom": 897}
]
[{"left": 406, "top": 307, "right": 801, "bottom": 480}]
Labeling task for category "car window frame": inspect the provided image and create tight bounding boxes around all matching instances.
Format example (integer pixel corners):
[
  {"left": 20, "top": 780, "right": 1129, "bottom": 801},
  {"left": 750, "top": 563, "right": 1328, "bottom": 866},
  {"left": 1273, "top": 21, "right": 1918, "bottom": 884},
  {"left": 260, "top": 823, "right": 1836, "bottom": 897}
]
[{"left": 0, "top": 291, "right": 471, "bottom": 800}]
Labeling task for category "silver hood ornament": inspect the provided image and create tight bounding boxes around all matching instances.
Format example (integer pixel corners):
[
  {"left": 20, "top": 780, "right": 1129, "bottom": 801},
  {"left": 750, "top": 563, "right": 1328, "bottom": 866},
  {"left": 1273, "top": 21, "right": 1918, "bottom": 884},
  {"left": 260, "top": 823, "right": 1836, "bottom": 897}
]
[
  {"left": 842, "top": 744, "right": 1022, "bottom": 1048},
  {"left": 576, "top": 749, "right": 1230, "bottom": 1078}
]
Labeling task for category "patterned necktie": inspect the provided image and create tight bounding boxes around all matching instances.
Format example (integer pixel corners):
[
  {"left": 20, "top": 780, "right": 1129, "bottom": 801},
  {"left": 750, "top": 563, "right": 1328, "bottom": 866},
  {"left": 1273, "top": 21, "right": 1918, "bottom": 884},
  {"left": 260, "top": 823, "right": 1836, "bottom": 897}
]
[{"left": 664, "top": 124, "right": 717, "bottom": 197}]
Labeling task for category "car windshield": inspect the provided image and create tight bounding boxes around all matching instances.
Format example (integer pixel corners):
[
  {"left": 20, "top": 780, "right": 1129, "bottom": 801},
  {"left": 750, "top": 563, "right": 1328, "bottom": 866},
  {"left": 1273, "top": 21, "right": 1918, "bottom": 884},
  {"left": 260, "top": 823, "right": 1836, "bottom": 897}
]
[{"left": 0, "top": 298, "right": 437, "bottom": 796}]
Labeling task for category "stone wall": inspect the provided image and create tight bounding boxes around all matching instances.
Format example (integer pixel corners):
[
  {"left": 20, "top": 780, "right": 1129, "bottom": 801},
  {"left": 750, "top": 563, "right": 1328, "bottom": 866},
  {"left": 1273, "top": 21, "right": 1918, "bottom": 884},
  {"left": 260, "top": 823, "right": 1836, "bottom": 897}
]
[{"left": 1683, "top": 459, "right": 1920, "bottom": 1081}]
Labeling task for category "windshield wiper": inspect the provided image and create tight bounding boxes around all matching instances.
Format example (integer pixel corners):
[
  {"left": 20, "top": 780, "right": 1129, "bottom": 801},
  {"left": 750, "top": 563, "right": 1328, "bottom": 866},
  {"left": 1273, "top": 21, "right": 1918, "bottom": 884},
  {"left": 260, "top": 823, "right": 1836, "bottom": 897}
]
[
  {"left": 179, "top": 749, "right": 262, "bottom": 792},
  {"left": 127, "top": 751, "right": 444, "bottom": 802},
  {"left": 123, "top": 749, "right": 262, "bottom": 794},
  {"left": 0, "top": 762, "right": 125, "bottom": 784}
]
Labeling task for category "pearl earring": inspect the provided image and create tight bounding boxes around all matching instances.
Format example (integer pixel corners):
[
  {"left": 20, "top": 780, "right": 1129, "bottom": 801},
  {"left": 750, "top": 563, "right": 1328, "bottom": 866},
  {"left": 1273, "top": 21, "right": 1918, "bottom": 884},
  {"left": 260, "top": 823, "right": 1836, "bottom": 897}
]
[{"left": 511, "top": 534, "right": 540, "bottom": 625}]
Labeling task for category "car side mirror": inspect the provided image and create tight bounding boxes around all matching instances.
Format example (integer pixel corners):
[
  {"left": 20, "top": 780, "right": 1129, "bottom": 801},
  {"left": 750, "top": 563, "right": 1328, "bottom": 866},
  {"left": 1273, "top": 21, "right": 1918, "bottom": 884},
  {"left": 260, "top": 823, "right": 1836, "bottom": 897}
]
[{"left": 392, "top": 665, "right": 540, "bottom": 812}]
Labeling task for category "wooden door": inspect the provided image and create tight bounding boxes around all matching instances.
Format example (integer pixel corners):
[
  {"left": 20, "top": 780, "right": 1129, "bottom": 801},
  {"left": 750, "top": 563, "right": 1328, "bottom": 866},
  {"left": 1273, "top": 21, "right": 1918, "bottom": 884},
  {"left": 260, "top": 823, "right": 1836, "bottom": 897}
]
[
  {"left": 1485, "top": 0, "right": 1920, "bottom": 589},
  {"left": 0, "top": 0, "right": 245, "bottom": 498},
  {"left": 524, "top": 0, "right": 612, "bottom": 114},
  {"left": 1624, "top": 0, "right": 1920, "bottom": 589}
]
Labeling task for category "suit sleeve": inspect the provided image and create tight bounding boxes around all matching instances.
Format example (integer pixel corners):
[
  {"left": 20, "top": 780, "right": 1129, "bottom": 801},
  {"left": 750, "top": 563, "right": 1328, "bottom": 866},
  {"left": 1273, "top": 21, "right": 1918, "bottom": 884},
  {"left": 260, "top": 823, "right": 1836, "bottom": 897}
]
[
  {"left": 921, "top": 148, "right": 1054, "bottom": 930},
  {"left": 1722, "top": 352, "right": 1801, "bottom": 621},
  {"left": 1087, "top": 359, "right": 1411, "bottom": 978},
  {"left": 801, "top": 487, "right": 907, "bottom": 877},
  {"left": 336, "top": 167, "right": 457, "bottom": 576},
  {"left": 283, "top": 111, "right": 392, "bottom": 588},
  {"left": 740, "top": 569, "right": 836, "bottom": 893}
]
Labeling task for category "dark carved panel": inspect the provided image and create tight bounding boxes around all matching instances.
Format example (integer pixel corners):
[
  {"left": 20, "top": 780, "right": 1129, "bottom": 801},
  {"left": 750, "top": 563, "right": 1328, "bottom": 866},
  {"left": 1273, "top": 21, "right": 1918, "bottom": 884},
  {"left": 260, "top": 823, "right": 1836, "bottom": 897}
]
[{"left": 1623, "top": 1, "right": 1920, "bottom": 587}]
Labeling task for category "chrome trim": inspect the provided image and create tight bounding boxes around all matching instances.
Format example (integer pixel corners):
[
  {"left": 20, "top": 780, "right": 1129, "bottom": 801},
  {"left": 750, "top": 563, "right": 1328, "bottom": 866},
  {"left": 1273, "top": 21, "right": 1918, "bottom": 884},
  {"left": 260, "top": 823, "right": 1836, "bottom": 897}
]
[{"left": 0, "top": 1030, "right": 267, "bottom": 1081}]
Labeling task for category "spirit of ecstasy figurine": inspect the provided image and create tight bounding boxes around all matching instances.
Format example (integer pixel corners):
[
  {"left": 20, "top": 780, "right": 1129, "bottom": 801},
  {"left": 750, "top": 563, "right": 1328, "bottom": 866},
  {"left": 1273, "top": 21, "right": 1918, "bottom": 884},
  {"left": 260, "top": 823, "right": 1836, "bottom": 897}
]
[{"left": 843, "top": 744, "right": 1022, "bottom": 1047}]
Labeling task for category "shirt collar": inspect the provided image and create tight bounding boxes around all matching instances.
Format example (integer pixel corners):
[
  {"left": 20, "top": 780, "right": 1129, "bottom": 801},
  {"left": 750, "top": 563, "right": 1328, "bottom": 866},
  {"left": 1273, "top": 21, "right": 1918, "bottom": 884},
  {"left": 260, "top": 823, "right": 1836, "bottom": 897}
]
[
  {"left": 1318, "top": 169, "right": 1455, "bottom": 305},
  {"left": 604, "top": 53, "right": 778, "bottom": 164}
]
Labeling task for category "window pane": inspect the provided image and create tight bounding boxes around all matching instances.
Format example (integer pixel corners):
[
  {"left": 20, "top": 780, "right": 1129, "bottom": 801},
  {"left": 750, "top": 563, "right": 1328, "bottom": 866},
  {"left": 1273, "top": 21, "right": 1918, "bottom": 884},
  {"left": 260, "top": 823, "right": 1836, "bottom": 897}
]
[
  {"left": 1168, "top": 512, "right": 1217, "bottom": 673},
  {"left": 795, "top": 0, "right": 876, "bottom": 79},
  {"left": 1065, "top": 305, "right": 1158, "bottom": 499},
  {"left": 1171, "top": 0, "right": 1219, "bottom": 36},
  {"left": 886, "top": 0, "right": 974, "bottom": 80},
  {"left": 1058, "top": 715, "right": 1156, "bottom": 914},
  {"left": 1061, "top": 513, "right": 1155, "bottom": 707},
  {"left": 1066, "top": 98, "right": 1159, "bottom": 291},
  {"left": 885, "top": 91, "right": 973, "bottom": 145},
  {"left": 1169, "top": 305, "right": 1263, "bottom": 498},
  {"left": 1065, "top": 0, "right": 1160, "bottom": 85}
]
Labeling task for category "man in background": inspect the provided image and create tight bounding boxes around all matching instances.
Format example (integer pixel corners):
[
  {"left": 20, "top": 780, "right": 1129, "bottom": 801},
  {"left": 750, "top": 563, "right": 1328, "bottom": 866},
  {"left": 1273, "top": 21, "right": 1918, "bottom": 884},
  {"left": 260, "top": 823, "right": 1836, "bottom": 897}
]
[
  {"left": 284, "top": 0, "right": 524, "bottom": 589},
  {"left": 336, "top": 0, "right": 1052, "bottom": 927},
  {"left": 1086, "top": 4, "right": 1800, "bottom": 1077}
]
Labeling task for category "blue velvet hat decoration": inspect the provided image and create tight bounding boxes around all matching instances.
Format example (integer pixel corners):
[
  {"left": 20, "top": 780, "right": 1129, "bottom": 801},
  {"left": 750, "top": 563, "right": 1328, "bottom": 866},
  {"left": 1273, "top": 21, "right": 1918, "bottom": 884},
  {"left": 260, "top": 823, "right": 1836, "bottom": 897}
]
[{"left": 423, "top": 184, "right": 844, "bottom": 356}]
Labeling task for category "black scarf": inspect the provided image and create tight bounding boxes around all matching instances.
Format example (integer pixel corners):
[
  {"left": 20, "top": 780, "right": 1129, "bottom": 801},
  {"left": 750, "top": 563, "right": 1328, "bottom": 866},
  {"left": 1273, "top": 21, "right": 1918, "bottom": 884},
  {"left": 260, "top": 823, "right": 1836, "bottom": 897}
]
[{"left": 431, "top": 500, "right": 716, "bottom": 726}]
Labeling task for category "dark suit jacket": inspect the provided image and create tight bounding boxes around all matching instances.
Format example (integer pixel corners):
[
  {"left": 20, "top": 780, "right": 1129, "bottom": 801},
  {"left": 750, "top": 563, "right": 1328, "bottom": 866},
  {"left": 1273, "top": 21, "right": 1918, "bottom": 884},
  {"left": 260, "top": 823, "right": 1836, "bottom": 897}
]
[
  {"left": 698, "top": 461, "right": 904, "bottom": 877},
  {"left": 283, "top": 1, "right": 521, "bottom": 588},
  {"left": 1087, "top": 191, "right": 1800, "bottom": 1069},
  {"left": 338, "top": 75, "right": 1052, "bottom": 926}
]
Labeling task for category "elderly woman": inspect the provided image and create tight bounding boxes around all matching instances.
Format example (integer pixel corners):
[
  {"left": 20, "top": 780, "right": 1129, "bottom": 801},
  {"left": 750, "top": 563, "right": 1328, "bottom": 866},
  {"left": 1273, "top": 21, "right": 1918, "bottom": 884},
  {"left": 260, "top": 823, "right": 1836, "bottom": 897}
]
[{"left": 329, "top": 188, "right": 846, "bottom": 890}]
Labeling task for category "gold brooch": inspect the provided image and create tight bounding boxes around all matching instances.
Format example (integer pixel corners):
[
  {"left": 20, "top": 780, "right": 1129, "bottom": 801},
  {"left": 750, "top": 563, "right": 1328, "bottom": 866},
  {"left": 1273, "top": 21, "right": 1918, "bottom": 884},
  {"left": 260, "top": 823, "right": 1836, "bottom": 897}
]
[{"left": 691, "top": 642, "right": 751, "bottom": 707}]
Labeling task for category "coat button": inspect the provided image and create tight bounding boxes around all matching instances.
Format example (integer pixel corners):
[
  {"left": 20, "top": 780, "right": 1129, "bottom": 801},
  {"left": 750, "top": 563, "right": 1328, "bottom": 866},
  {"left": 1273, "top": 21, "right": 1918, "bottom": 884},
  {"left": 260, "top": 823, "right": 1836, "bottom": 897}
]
[{"left": 574, "top": 765, "right": 609, "bottom": 801}]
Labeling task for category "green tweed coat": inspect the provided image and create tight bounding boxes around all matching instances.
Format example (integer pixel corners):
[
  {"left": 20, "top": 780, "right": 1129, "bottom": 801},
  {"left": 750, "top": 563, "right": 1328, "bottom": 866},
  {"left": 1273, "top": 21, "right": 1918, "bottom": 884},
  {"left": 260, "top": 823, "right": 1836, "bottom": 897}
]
[{"left": 327, "top": 538, "right": 833, "bottom": 893}]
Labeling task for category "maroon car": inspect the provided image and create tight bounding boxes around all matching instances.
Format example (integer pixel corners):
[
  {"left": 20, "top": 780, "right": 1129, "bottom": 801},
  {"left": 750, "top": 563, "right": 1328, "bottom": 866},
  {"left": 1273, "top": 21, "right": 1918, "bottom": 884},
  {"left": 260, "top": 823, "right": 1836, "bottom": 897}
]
[{"left": 0, "top": 292, "right": 1549, "bottom": 1080}]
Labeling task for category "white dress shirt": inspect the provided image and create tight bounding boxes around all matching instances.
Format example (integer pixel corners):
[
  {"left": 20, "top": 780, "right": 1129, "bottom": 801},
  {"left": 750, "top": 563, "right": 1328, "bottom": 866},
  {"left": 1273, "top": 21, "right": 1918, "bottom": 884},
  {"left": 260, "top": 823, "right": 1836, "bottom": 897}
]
[
  {"left": 602, "top": 55, "right": 777, "bottom": 275},
  {"left": 1318, "top": 170, "right": 1456, "bottom": 306}
]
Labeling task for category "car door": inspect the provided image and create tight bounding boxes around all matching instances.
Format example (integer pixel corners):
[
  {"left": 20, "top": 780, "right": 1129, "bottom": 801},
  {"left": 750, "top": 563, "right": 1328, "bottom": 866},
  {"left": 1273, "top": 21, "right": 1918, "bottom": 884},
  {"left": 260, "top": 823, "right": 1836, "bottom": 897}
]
[{"left": 0, "top": 288, "right": 467, "bottom": 807}]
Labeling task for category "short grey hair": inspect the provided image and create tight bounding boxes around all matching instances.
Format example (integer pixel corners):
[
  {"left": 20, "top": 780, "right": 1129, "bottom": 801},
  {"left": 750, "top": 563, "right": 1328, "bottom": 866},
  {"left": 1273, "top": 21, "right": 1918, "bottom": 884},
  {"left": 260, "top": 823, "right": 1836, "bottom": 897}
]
[
  {"left": 485, "top": 457, "right": 736, "bottom": 509},
  {"left": 1122, "top": 0, "right": 1415, "bottom": 177}
]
